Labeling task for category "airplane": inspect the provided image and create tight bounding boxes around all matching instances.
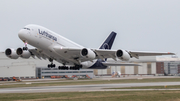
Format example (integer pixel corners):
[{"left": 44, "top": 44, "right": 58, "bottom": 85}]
[{"left": 5, "top": 24, "right": 175, "bottom": 70}]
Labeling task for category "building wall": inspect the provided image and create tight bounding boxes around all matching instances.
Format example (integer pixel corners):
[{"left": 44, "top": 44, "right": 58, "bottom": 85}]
[
  {"left": 0, "top": 52, "right": 60, "bottom": 67},
  {"left": 111, "top": 66, "right": 121, "bottom": 74},
  {"left": 138, "top": 63, "right": 147, "bottom": 74},
  {"left": 164, "top": 61, "right": 180, "bottom": 75},
  {"left": 151, "top": 63, "right": 156, "bottom": 74},
  {"left": 98, "top": 69, "right": 107, "bottom": 75},
  {"left": 121, "top": 66, "right": 125, "bottom": 74},
  {"left": 156, "top": 62, "right": 164, "bottom": 74},
  {"left": 134, "top": 66, "right": 138, "bottom": 74},
  {"left": 37, "top": 68, "right": 94, "bottom": 78},
  {"left": 0, "top": 64, "right": 36, "bottom": 78},
  {"left": 0, "top": 52, "right": 60, "bottom": 78},
  {"left": 96, "top": 62, "right": 158, "bottom": 75},
  {"left": 93, "top": 70, "right": 98, "bottom": 75},
  {"left": 147, "top": 63, "right": 151, "bottom": 74},
  {"left": 178, "top": 65, "right": 180, "bottom": 74},
  {"left": 125, "top": 66, "right": 134, "bottom": 74},
  {"left": 107, "top": 67, "right": 111, "bottom": 75}
]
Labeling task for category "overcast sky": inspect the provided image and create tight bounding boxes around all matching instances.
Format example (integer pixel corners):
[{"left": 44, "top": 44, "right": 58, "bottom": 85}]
[{"left": 0, "top": 0, "right": 179, "bottom": 57}]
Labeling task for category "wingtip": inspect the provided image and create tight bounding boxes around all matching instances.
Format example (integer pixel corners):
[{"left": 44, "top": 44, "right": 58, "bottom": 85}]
[{"left": 168, "top": 52, "right": 175, "bottom": 54}]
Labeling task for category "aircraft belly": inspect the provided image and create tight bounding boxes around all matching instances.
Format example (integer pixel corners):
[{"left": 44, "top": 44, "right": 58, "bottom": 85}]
[
  {"left": 81, "top": 59, "right": 108, "bottom": 69},
  {"left": 81, "top": 61, "right": 95, "bottom": 68}
]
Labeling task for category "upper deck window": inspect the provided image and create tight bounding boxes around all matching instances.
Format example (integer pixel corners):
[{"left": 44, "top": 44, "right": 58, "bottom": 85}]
[{"left": 23, "top": 27, "right": 30, "bottom": 30}]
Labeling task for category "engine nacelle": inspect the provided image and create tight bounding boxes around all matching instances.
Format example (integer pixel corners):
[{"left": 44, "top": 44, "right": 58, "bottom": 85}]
[
  {"left": 16, "top": 48, "right": 31, "bottom": 59},
  {"left": 81, "top": 48, "right": 96, "bottom": 60},
  {"left": 116, "top": 50, "right": 131, "bottom": 61},
  {"left": 5, "top": 48, "right": 19, "bottom": 59}
]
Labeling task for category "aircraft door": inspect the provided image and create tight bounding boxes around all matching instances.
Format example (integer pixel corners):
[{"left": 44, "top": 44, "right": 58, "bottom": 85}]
[{"left": 33, "top": 29, "right": 39, "bottom": 38}]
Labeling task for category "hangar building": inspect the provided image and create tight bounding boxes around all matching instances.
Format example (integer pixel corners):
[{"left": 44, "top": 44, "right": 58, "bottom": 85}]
[{"left": 0, "top": 52, "right": 179, "bottom": 78}]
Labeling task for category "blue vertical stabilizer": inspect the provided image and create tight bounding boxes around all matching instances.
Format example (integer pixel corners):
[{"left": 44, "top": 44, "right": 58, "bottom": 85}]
[
  {"left": 99, "top": 31, "right": 117, "bottom": 49},
  {"left": 89, "top": 31, "right": 117, "bottom": 69}
]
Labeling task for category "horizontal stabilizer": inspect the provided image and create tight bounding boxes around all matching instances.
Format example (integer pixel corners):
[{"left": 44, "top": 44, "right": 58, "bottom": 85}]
[{"left": 102, "top": 62, "right": 141, "bottom": 66}]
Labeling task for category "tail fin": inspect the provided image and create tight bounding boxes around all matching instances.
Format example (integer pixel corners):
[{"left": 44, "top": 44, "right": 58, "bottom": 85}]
[{"left": 99, "top": 31, "right": 117, "bottom": 49}]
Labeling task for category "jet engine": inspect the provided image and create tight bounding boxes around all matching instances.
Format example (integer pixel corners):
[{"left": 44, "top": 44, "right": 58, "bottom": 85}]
[
  {"left": 81, "top": 48, "right": 96, "bottom": 60},
  {"left": 5, "top": 48, "right": 19, "bottom": 59},
  {"left": 116, "top": 50, "right": 131, "bottom": 61},
  {"left": 16, "top": 48, "right": 31, "bottom": 59}
]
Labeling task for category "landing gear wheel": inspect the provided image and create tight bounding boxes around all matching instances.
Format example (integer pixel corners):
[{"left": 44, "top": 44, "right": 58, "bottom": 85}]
[
  {"left": 23, "top": 47, "right": 28, "bottom": 50},
  {"left": 52, "top": 64, "right": 56, "bottom": 68},
  {"left": 58, "top": 66, "right": 69, "bottom": 70},
  {"left": 47, "top": 58, "right": 56, "bottom": 68},
  {"left": 48, "top": 64, "right": 56, "bottom": 68},
  {"left": 48, "top": 64, "right": 51, "bottom": 68},
  {"left": 69, "top": 65, "right": 82, "bottom": 70}
]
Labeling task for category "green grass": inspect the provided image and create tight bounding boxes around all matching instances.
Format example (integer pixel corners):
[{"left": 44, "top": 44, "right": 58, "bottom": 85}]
[
  {"left": 0, "top": 91, "right": 180, "bottom": 101},
  {"left": 107, "top": 85, "right": 180, "bottom": 89},
  {"left": 0, "top": 78, "right": 180, "bottom": 88}
]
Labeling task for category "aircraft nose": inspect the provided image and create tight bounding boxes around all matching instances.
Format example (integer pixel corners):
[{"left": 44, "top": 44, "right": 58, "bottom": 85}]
[{"left": 18, "top": 29, "right": 26, "bottom": 41}]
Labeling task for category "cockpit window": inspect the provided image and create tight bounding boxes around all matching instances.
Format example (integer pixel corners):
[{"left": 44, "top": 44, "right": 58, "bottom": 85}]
[{"left": 23, "top": 27, "right": 30, "bottom": 30}]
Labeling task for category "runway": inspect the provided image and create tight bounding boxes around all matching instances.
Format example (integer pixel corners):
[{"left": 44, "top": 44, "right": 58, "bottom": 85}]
[{"left": 0, "top": 82, "right": 180, "bottom": 93}]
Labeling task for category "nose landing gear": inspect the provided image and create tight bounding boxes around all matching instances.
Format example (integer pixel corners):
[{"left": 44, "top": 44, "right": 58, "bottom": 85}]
[{"left": 23, "top": 42, "right": 28, "bottom": 50}]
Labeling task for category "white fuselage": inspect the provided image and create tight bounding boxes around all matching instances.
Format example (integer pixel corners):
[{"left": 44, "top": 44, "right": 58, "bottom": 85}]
[{"left": 18, "top": 24, "right": 96, "bottom": 69}]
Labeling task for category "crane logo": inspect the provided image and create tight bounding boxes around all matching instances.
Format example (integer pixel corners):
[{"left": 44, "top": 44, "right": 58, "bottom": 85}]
[{"left": 103, "top": 43, "right": 109, "bottom": 49}]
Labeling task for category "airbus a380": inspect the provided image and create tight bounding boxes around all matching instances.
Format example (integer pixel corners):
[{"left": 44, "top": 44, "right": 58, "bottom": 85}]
[{"left": 5, "top": 24, "right": 175, "bottom": 70}]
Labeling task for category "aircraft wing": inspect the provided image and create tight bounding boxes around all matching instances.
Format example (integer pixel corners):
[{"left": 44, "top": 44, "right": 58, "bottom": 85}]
[
  {"left": 94, "top": 49, "right": 117, "bottom": 61},
  {"left": 102, "top": 62, "right": 140, "bottom": 66},
  {"left": 53, "top": 47, "right": 175, "bottom": 64},
  {"left": 29, "top": 49, "right": 50, "bottom": 60},
  {"left": 29, "top": 48, "right": 90, "bottom": 65},
  {"left": 28, "top": 47, "right": 175, "bottom": 65},
  {"left": 129, "top": 51, "right": 175, "bottom": 59},
  {"left": 28, "top": 48, "right": 85, "bottom": 65},
  {"left": 29, "top": 47, "right": 175, "bottom": 65},
  {"left": 94, "top": 49, "right": 175, "bottom": 60}
]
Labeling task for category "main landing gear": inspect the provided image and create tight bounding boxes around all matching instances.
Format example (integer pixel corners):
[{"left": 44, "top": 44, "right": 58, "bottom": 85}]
[
  {"left": 48, "top": 63, "right": 56, "bottom": 68},
  {"left": 47, "top": 58, "right": 82, "bottom": 70},
  {"left": 58, "top": 66, "right": 68, "bottom": 70},
  {"left": 48, "top": 58, "right": 56, "bottom": 68},
  {"left": 70, "top": 65, "right": 82, "bottom": 70},
  {"left": 58, "top": 65, "right": 82, "bottom": 70}
]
